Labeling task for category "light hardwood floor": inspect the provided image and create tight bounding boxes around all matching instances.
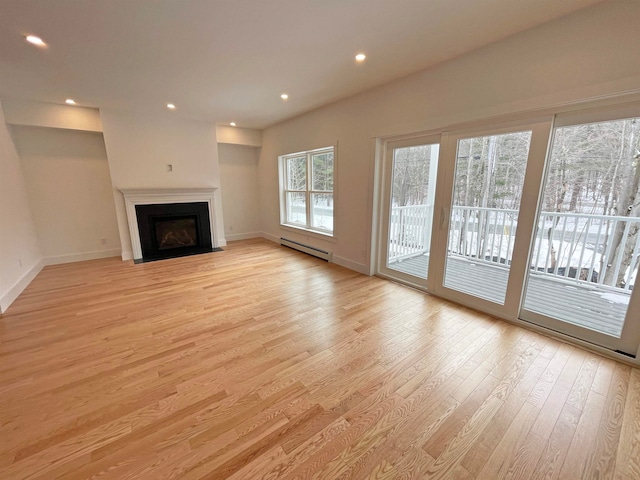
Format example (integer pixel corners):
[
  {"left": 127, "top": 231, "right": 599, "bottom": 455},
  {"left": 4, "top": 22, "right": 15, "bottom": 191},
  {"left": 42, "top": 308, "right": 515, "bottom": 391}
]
[{"left": 1, "top": 239, "right": 639, "bottom": 479}]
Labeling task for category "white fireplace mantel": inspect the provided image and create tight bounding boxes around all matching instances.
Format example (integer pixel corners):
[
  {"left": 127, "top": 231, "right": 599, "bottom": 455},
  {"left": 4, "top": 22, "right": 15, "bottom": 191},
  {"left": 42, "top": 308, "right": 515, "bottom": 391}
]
[{"left": 120, "top": 188, "right": 223, "bottom": 260}]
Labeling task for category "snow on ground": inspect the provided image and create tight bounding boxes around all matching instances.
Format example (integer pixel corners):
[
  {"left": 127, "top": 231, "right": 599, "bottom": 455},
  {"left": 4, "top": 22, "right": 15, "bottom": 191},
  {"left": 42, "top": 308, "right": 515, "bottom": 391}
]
[{"left": 595, "top": 291, "right": 631, "bottom": 304}]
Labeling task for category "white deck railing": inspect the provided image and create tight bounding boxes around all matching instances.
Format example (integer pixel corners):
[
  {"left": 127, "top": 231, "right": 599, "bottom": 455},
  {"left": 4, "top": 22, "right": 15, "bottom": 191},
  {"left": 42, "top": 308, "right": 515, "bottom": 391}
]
[
  {"left": 389, "top": 204, "right": 639, "bottom": 291},
  {"left": 448, "top": 206, "right": 519, "bottom": 265},
  {"left": 388, "top": 205, "right": 433, "bottom": 261},
  {"left": 529, "top": 212, "right": 639, "bottom": 291}
]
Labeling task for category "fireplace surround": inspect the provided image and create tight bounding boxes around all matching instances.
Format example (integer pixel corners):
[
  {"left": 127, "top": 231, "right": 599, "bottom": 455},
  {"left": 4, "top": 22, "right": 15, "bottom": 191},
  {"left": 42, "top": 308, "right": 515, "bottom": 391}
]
[{"left": 120, "top": 188, "right": 222, "bottom": 262}]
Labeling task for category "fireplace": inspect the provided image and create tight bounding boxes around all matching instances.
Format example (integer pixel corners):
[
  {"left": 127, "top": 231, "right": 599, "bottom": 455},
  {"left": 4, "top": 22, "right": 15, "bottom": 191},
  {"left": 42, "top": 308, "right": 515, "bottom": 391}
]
[
  {"left": 155, "top": 217, "right": 197, "bottom": 250},
  {"left": 120, "top": 188, "right": 224, "bottom": 262},
  {"left": 135, "top": 202, "right": 214, "bottom": 262}
]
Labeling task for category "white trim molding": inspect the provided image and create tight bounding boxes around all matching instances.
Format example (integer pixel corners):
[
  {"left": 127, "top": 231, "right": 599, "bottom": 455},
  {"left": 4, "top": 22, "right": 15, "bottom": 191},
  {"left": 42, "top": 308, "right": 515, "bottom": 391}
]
[
  {"left": 225, "top": 232, "right": 262, "bottom": 242},
  {"left": 120, "top": 188, "right": 224, "bottom": 261},
  {"left": 332, "top": 255, "right": 369, "bottom": 275},
  {"left": 44, "top": 249, "right": 121, "bottom": 266},
  {"left": 0, "top": 259, "right": 44, "bottom": 313}
]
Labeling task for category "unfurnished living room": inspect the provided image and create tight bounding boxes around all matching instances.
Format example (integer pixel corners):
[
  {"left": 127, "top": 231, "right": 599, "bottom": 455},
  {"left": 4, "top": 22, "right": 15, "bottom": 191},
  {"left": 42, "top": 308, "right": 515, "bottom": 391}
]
[{"left": 1, "top": 1, "right": 640, "bottom": 479}]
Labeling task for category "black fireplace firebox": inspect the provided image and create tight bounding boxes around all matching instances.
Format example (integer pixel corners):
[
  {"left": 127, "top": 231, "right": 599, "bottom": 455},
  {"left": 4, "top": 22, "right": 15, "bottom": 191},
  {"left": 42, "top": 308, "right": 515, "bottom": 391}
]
[{"left": 135, "top": 202, "right": 215, "bottom": 262}]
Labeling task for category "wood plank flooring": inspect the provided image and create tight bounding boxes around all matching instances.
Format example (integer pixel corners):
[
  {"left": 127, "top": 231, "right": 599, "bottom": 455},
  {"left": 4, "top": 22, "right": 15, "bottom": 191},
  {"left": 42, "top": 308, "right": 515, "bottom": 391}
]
[{"left": 1, "top": 238, "right": 639, "bottom": 479}]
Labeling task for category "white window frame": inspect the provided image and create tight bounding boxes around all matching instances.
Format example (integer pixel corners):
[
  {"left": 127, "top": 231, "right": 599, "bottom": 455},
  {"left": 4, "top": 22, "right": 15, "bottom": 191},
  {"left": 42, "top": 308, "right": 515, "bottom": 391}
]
[{"left": 279, "top": 146, "right": 335, "bottom": 237}]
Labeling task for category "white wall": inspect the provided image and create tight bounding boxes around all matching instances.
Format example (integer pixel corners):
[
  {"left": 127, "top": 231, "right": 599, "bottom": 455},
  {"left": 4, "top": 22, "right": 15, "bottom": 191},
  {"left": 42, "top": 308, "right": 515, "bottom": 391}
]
[
  {"left": 100, "top": 109, "right": 225, "bottom": 259},
  {"left": 218, "top": 144, "right": 261, "bottom": 240},
  {"left": 259, "top": 0, "right": 640, "bottom": 274},
  {"left": 0, "top": 102, "right": 43, "bottom": 312},
  {"left": 11, "top": 126, "right": 121, "bottom": 264},
  {"left": 216, "top": 125, "right": 262, "bottom": 147},
  {"left": 1, "top": 98, "right": 102, "bottom": 132}
]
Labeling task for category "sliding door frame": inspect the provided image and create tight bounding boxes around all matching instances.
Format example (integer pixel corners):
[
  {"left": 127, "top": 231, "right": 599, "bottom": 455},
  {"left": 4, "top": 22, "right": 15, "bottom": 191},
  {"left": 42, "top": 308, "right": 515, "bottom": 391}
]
[
  {"left": 376, "top": 134, "right": 441, "bottom": 290},
  {"left": 430, "top": 117, "right": 555, "bottom": 319}
]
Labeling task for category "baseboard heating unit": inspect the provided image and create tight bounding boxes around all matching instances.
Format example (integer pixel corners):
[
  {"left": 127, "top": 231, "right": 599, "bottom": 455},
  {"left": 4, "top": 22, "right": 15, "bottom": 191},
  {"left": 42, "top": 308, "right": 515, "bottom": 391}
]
[{"left": 280, "top": 238, "right": 332, "bottom": 261}]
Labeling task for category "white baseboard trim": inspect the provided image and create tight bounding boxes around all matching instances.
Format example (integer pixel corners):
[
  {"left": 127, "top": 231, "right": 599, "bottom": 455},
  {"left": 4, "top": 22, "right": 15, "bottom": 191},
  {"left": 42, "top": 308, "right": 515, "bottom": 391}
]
[
  {"left": 44, "top": 249, "right": 122, "bottom": 266},
  {"left": 261, "top": 232, "right": 280, "bottom": 244},
  {"left": 225, "top": 232, "right": 262, "bottom": 242},
  {"left": 331, "top": 255, "right": 370, "bottom": 275},
  {"left": 121, "top": 250, "right": 133, "bottom": 261},
  {"left": 0, "top": 258, "right": 45, "bottom": 313}
]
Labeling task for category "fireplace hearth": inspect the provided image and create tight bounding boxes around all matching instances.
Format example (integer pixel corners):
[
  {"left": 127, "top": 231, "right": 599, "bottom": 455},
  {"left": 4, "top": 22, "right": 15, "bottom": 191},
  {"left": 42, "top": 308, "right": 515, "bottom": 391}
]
[{"left": 135, "top": 202, "right": 217, "bottom": 262}]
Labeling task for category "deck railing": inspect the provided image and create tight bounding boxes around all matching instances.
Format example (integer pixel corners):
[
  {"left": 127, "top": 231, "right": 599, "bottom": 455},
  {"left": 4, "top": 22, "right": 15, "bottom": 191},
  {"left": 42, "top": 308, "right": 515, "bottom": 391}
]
[
  {"left": 390, "top": 204, "right": 639, "bottom": 291},
  {"left": 388, "top": 205, "right": 433, "bottom": 261},
  {"left": 529, "top": 212, "right": 639, "bottom": 291},
  {"left": 448, "top": 206, "right": 519, "bottom": 266}
]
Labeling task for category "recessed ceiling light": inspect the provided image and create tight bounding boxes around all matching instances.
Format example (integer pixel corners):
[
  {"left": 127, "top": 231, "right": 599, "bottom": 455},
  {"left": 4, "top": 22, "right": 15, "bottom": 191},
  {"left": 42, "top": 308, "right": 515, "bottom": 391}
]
[
  {"left": 65, "top": 99, "right": 76, "bottom": 105},
  {"left": 25, "top": 35, "right": 46, "bottom": 47},
  {"left": 166, "top": 103, "right": 176, "bottom": 110},
  {"left": 230, "top": 122, "right": 237, "bottom": 127},
  {"left": 355, "top": 53, "right": 366, "bottom": 62},
  {"left": 280, "top": 94, "right": 289, "bottom": 100}
]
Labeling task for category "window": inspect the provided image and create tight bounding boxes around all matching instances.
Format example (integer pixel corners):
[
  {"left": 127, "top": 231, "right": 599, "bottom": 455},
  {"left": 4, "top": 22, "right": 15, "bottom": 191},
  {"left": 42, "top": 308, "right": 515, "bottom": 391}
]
[{"left": 280, "top": 146, "right": 335, "bottom": 235}]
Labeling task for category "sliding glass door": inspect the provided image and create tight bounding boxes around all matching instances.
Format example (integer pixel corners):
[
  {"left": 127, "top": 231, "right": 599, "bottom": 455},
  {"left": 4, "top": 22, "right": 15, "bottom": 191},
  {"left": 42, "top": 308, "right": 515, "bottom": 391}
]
[
  {"left": 442, "top": 130, "right": 532, "bottom": 304},
  {"left": 521, "top": 109, "right": 640, "bottom": 354},
  {"left": 431, "top": 120, "right": 552, "bottom": 318},
  {"left": 377, "top": 104, "right": 640, "bottom": 356},
  {"left": 378, "top": 136, "right": 440, "bottom": 288}
]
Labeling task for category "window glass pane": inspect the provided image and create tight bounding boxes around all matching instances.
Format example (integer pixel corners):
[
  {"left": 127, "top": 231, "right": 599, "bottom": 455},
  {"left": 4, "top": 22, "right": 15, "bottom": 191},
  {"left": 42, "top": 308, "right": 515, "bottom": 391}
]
[
  {"left": 386, "top": 144, "right": 439, "bottom": 280},
  {"left": 312, "top": 152, "right": 334, "bottom": 191},
  {"left": 287, "top": 157, "right": 306, "bottom": 190},
  {"left": 444, "top": 131, "right": 532, "bottom": 304},
  {"left": 453, "top": 132, "right": 531, "bottom": 210},
  {"left": 311, "top": 193, "right": 333, "bottom": 231},
  {"left": 286, "top": 192, "right": 306, "bottom": 225}
]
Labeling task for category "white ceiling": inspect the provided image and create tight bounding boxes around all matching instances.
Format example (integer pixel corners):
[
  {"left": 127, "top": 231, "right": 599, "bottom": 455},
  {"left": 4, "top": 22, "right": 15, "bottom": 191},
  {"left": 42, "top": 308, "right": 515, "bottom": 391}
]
[{"left": 0, "top": 0, "right": 605, "bottom": 129}]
